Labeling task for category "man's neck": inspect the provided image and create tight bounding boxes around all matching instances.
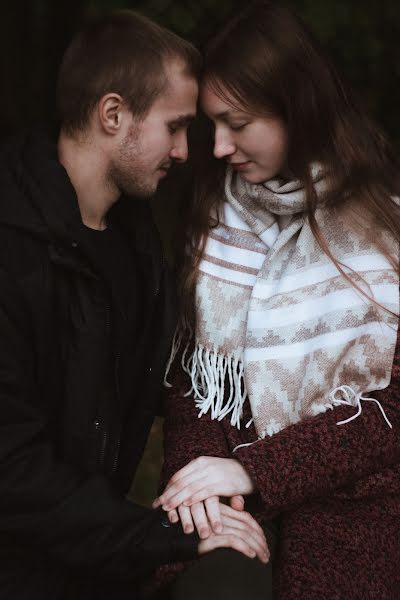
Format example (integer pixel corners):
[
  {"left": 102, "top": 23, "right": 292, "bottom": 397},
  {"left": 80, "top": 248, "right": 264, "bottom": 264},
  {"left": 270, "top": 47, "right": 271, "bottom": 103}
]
[{"left": 57, "top": 130, "right": 119, "bottom": 231}]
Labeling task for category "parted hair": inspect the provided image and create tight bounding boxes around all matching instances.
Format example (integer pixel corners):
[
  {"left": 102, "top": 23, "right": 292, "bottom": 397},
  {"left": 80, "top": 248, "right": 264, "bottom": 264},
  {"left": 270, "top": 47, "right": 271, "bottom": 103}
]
[
  {"left": 56, "top": 10, "right": 201, "bottom": 134},
  {"left": 180, "top": 0, "right": 399, "bottom": 318}
]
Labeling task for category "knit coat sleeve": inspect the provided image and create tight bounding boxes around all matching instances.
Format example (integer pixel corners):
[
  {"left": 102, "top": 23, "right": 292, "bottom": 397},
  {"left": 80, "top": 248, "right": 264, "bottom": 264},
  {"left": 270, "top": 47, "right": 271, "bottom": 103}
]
[
  {"left": 160, "top": 365, "right": 231, "bottom": 490},
  {"left": 233, "top": 328, "right": 400, "bottom": 518}
]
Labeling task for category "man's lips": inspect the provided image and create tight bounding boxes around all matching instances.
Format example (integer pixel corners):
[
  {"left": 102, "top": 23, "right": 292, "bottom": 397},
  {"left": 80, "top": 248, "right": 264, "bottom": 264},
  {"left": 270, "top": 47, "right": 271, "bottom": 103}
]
[{"left": 158, "top": 164, "right": 172, "bottom": 176}]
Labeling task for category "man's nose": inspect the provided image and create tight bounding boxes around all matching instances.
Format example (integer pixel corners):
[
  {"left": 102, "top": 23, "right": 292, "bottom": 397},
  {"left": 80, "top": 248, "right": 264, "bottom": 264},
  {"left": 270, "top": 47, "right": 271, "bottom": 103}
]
[
  {"left": 170, "top": 131, "right": 188, "bottom": 163},
  {"left": 213, "top": 127, "right": 236, "bottom": 159}
]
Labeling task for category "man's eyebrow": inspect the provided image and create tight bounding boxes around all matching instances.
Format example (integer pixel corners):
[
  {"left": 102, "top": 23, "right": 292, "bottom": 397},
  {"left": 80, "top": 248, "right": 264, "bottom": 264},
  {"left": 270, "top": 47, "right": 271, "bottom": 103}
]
[{"left": 168, "top": 114, "right": 196, "bottom": 127}]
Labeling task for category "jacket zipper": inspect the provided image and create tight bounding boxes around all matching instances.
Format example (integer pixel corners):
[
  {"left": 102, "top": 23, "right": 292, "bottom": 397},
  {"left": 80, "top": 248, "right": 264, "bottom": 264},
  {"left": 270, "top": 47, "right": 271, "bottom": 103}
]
[
  {"left": 96, "top": 419, "right": 107, "bottom": 468},
  {"left": 111, "top": 351, "right": 121, "bottom": 473},
  {"left": 96, "top": 300, "right": 111, "bottom": 469}
]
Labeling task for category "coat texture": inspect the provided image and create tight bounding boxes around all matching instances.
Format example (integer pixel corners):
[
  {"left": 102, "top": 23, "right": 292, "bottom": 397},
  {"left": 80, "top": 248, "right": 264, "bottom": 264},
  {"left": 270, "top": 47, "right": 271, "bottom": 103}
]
[
  {"left": 0, "top": 130, "right": 197, "bottom": 599},
  {"left": 157, "top": 324, "right": 400, "bottom": 599}
]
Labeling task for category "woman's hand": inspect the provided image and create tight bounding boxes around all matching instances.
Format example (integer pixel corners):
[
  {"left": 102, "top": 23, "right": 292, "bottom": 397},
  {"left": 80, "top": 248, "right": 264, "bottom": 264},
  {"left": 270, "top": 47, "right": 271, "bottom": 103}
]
[{"left": 153, "top": 457, "right": 255, "bottom": 511}]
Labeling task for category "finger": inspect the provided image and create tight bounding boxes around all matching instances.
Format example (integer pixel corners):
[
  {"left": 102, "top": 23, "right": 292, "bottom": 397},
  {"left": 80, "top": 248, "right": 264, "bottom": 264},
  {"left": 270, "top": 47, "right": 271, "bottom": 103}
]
[
  {"left": 205, "top": 496, "right": 223, "bottom": 534},
  {"left": 178, "top": 504, "right": 194, "bottom": 534},
  {"left": 168, "top": 457, "right": 209, "bottom": 485},
  {"left": 162, "top": 477, "right": 210, "bottom": 511},
  {"left": 168, "top": 509, "right": 179, "bottom": 524},
  {"left": 220, "top": 504, "right": 265, "bottom": 538},
  {"left": 190, "top": 502, "right": 211, "bottom": 539},
  {"left": 198, "top": 526, "right": 269, "bottom": 563},
  {"left": 181, "top": 483, "right": 221, "bottom": 508},
  {"left": 222, "top": 521, "right": 269, "bottom": 563},
  {"left": 220, "top": 516, "right": 268, "bottom": 558},
  {"left": 155, "top": 470, "right": 208, "bottom": 509},
  {"left": 198, "top": 531, "right": 256, "bottom": 560},
  {"left": 230, "top": 495, "right": 245, "bottom": 511}
]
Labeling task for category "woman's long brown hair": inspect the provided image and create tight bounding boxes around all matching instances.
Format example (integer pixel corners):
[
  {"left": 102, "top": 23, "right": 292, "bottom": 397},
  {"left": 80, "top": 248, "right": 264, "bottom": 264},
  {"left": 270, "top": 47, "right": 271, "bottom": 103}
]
[{"left": 180, "top": 0, "right": 400, "bottom": 321}]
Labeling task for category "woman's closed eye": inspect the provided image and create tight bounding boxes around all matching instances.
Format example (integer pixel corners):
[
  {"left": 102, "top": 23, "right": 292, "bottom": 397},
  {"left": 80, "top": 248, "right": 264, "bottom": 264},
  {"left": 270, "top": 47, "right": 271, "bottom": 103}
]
[{"left": 230, "top": 122, "right": 248, "bottom": 131}]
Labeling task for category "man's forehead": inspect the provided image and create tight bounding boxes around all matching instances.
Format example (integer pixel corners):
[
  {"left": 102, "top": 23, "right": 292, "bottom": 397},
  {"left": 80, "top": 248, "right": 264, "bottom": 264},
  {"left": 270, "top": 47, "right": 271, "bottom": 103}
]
[{"left": 154, "top": 64, "right": 198, "bottom": 117}]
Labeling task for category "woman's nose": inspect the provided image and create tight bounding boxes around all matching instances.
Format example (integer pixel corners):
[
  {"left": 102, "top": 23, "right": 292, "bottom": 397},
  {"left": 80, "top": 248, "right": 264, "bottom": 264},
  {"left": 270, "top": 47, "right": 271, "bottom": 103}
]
[{"left": 213, "top": 128, "right": 236, "bottom": 159}]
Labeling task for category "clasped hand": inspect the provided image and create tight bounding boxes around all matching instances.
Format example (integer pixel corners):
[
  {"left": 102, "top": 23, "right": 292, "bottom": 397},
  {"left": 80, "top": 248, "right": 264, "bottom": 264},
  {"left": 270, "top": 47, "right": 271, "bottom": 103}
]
[
  {"left": 153, "top": 457, "right": 268, "bottom": 563},
  {"left": 153, "top": 456, "right": 255, "bottom": 511}
]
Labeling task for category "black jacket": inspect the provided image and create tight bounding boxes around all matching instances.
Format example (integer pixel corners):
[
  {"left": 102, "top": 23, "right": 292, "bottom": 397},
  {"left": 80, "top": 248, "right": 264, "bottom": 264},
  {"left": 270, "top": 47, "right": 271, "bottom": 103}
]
[{"left": 0, "top": 130, "right": 197, "bottom": 591}]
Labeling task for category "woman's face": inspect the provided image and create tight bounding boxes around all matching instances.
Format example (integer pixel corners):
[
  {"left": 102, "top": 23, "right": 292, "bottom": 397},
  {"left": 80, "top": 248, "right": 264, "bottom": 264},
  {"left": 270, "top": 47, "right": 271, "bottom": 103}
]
[{"left": 201, "top": 79, "right": 289, "bottom": 184}]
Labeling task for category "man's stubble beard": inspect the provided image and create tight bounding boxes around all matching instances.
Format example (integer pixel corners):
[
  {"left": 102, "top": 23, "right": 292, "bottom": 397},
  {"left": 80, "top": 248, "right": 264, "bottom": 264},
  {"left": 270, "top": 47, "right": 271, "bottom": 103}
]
[{"left": 108, "top": 124, "right": 157, "bottom": 199}]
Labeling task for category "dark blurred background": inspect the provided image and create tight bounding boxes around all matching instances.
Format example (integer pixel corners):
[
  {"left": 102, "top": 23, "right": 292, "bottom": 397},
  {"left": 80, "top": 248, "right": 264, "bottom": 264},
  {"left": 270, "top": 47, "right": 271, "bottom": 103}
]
[
  {"left": 2, "top": 0, "right": 399, "bottom": 140},
  {"left": 3, "top": 0, "right": 398, "bottom": 505}
]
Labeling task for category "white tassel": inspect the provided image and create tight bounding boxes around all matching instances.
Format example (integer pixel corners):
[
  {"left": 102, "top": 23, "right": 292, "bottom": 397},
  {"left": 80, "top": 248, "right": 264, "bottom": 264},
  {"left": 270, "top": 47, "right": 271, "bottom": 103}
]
[
  {"left": 329, "top": 385, "right": 392, "bottom": 429},
  {"left": 183, "top": 346, "right": 248, "bottom": 429},
  {"left": 163, "top": 328, "right": 183, "bottom": 387},
  {"left": 165, "top": 336, "right": 250, "bottom": 430}
]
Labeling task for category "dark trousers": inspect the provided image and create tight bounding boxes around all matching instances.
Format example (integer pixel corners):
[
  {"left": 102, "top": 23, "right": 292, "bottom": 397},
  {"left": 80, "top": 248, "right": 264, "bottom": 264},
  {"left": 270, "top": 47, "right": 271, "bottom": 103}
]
[
  {"left": 170, "top": 521, "right": 278, "bottom": 600},
  {"left": 0, "top": 554, "right": 137, "bottom": 600}
]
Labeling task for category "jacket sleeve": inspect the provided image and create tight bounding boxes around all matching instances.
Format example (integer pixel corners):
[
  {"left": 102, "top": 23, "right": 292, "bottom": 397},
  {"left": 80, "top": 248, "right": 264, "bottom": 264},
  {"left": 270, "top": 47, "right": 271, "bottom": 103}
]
[
  {"left": 234, "top": 329, "right": 400, "bottom": 518},
  {"left": 160, "top": 364, "right": 231, "bottom": 489},
  {"left": 0, "top": 267, "right": 198, "bottom": 581}
]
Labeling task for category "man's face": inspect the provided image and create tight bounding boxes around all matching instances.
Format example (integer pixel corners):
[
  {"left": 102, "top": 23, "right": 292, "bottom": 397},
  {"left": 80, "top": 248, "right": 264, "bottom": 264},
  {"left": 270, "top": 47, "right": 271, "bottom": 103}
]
[{"left": 109, "top": 59, "right": 198, "bottom": 198}]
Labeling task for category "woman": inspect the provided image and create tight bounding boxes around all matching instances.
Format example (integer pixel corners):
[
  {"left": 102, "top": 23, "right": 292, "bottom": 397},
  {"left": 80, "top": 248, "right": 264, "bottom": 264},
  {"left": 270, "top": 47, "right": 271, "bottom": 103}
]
[{"left": 153, "top": 1, "right": 400, "bottom": 598}]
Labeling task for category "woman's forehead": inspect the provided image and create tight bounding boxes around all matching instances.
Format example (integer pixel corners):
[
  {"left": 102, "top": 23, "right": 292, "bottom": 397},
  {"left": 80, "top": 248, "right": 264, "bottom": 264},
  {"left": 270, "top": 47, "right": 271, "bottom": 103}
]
[{"left": 200, "top": 79, "right": 248, "bottom": 115}]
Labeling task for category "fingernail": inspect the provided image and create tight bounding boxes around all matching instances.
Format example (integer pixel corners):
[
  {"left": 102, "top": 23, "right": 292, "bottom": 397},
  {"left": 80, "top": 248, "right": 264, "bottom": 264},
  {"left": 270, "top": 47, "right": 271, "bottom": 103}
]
[
  {"left": 162, "top": 505, "right": 170, "bottom": 511},
  {"left": 262, "top": 553, "right": 269, "bottom": 563},
  {"left": 184, "top": 526, "right": 193, "bottom": 534},
  {"left": 200, "top": 528, "right": 210, "bottom": 539},
  {"left": 170, "top": 515, "right": 178, "bottom": 523},
  {"left": 213, "top": 523, "right": 223, "bottom": 534}
]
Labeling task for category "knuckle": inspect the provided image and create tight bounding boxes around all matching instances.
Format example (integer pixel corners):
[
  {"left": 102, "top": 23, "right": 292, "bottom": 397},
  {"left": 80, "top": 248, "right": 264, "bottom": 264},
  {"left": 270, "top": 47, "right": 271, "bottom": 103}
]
[
  {"left": 178, "top": 507, "right": 189, "bottom": 520},
  {"left": 188, "top": 483, "right": 198, "bottom": 496}
]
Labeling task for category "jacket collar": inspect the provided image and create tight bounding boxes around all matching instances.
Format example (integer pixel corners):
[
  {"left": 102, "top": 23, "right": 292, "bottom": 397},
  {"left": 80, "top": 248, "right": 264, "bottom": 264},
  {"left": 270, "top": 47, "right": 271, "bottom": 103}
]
[{"left": 0, "top": 129, "right": 166, "bottom": 322}]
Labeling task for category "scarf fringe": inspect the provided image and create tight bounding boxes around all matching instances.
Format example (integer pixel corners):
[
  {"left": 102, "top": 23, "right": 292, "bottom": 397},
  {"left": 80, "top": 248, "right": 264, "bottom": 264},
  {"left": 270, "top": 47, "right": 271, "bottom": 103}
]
[{"left": 164, "top": 329, "right": 247, "bottom": 429}]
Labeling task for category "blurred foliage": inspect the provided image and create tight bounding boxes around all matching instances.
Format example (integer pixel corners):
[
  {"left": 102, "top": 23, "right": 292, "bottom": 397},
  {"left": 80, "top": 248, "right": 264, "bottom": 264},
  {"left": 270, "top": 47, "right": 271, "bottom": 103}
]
[{"left": 2, "top": 0, "right": 399, "bottom": 505}]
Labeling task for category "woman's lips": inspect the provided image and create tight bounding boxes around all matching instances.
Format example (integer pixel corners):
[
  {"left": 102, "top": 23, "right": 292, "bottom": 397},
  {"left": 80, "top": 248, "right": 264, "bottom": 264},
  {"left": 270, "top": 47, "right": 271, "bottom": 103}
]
[{"left": 230, "top": 161, "right": 251, "bottom": 172}]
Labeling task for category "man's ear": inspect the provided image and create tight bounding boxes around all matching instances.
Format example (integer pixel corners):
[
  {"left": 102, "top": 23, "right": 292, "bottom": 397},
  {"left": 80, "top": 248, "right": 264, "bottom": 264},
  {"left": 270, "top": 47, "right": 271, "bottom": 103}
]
[{"left": 97, "top": 93, "right": 125, "bottom": 135}]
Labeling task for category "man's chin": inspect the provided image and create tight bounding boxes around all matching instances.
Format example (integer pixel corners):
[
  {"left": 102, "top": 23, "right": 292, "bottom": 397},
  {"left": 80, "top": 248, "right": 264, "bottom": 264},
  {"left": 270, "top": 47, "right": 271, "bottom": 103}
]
[{"left": 121, "top": 180, "right": 158, "bottom": 200}]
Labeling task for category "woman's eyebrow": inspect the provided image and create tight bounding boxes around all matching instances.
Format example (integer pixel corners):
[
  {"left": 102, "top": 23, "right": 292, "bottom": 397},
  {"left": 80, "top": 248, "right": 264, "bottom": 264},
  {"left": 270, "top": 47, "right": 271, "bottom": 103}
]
[{"left": 207, "top": 109, "right": 249, "bottom": 121}]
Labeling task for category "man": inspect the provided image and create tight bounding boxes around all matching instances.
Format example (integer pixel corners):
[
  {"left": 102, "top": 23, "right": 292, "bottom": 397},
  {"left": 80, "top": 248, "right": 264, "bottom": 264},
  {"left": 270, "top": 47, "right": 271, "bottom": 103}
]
[{"left": 0, "top": 10, "right": 267, "bottom": 599}]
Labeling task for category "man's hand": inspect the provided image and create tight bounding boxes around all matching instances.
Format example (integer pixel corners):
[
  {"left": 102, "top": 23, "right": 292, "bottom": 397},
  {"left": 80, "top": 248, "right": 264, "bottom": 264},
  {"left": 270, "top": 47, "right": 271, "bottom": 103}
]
[
  {"left": 168, "top": 496, "right": 224, "bottom": 537},
  {"left": 153, "top": 457, "right": 255, "bottom": 511},
  {"left": 197, "top": 504, "right": 269, "bottom": 564},
  {"left": 167, "top": 495, "right": 246, "bottom": 538}
]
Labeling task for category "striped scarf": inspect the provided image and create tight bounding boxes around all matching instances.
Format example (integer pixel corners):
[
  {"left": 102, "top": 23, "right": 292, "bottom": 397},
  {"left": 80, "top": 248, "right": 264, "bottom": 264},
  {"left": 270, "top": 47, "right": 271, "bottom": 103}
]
[{"left": 168, "top": 166, "right": 399, "bottom": 439}]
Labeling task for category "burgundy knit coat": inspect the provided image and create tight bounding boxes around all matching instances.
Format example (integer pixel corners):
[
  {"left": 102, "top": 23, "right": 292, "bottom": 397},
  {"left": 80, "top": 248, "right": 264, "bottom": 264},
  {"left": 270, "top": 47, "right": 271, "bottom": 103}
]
[{"left": 154, "top": 325, "right": 400, "bottom": 599}]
